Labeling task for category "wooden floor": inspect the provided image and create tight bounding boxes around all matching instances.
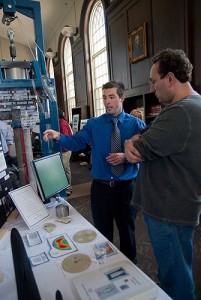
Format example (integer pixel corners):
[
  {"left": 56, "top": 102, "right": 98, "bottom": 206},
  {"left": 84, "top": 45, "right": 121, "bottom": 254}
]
[{"left": 68, "top": 161, "right": 201, "bottom": 300}]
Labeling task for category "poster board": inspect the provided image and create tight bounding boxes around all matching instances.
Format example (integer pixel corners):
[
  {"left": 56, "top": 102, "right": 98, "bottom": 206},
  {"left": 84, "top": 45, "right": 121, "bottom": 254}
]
[
  {"left": 72, "top": 114, "right": 79, "bottom": 134},
  {"left": 80, "top": 119, "right": 88, "bottom": 130}
]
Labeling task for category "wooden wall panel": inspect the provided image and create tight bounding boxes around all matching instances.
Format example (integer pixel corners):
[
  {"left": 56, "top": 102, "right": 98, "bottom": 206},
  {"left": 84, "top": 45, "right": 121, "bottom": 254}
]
[
  {"left": 127, "top": 0, "right": 150, "bottom": 92},
  {"left": 108, "top": 12, "right": 130, "bottom": 90},
  {"left": 151, "top": 0, "right": 186, "bottom": 53},
  {"left": 127, "top": 0, "right": 148, "bottom": 32},
  {"left": 54, "top": 62, "right": 65, "bottom": 110},
  {"left": 190, "top": 0, "right": 201, "bottom": 93},
  {"left": 106, "top": 0, "right": 192, "bottom": 97},
  {"left": 72, "top": 39, "right": 88, "bottom": 111},
  {"left": 107, "top": 0, "right": 151, "bottom": 95}
]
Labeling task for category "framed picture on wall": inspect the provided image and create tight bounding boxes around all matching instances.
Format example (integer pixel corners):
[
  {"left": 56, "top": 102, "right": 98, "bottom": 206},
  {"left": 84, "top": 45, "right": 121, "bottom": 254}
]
[{"left": 128, "top": 23, "right": 147, "bottom": 63}]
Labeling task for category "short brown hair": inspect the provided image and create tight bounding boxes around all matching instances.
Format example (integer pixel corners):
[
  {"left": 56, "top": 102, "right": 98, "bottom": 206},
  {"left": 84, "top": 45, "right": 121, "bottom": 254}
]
[{"left": 102, "top": 80, "right": 125, "bottom": 98}]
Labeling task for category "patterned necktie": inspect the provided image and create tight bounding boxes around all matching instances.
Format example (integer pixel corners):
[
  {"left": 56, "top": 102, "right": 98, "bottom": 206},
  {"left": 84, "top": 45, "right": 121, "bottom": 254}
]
[{"left": 111, "top": 118, "right": 124, "bottom": 176}]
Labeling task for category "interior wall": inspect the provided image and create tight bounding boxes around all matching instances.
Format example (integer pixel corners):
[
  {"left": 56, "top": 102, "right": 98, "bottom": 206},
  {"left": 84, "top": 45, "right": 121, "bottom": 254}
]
[
  {"left": 106, "top": 0, "right": 188, "bottom": 98},
  {"left": 45, "top": 0, "right": 83, "bottom": 53},
  {"left": 191, "top": 0, "right": 201, "bottom": 93},
  {"left": 0, "top": 37, "right": 33, "bottom": 61},
  {"left": 47, "top": 0, "right": 201, "bottom": 118},
  {"left": 72, "top": 39, "right": 88, "bottom": 114}
]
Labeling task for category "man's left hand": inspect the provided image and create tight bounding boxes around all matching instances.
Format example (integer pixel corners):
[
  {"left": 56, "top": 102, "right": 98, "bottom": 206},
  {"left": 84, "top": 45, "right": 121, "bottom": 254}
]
[{"left": 106, "top": 153, "right": 126, "bottom": 165}]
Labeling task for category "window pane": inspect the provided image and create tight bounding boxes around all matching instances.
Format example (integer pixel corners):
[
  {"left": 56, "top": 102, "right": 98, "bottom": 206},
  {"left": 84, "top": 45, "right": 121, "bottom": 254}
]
[
  {"left": 49, "top": 59, "right": 54, "bottom": 79},
  {"left": 89, "top": 1, "right": 109, "bottom": 117},
  {"left": 64, "top": 39, "right": 76, "bottom": 123}
]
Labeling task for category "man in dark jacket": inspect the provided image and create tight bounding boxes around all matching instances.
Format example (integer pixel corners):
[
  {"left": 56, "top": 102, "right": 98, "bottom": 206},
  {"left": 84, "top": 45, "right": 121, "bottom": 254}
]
[{"left": 125, "top": 49, "right": 201, "bottom": 300}]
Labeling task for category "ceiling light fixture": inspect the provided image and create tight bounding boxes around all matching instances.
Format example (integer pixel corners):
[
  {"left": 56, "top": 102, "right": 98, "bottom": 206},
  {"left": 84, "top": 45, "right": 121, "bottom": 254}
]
[
  {"left": 61, "top": 26, "right": 78, "bottom": 37},
  {"left": 45, "top": 49, "right": 57, "bottom": 59}
]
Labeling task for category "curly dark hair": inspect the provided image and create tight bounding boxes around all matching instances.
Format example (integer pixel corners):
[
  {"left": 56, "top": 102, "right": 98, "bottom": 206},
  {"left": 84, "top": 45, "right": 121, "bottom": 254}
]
[
  {"left": 102, "top": 80, "right": 125, "bottom": 98},
  {"left": 152, "top": 49, "right": 193, "bottom": 83}
]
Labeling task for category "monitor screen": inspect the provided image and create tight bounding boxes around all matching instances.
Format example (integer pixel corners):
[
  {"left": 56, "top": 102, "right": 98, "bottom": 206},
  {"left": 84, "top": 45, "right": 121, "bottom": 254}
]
[{"left": 31, "top": 152, "right": 69, "bottom": 202}]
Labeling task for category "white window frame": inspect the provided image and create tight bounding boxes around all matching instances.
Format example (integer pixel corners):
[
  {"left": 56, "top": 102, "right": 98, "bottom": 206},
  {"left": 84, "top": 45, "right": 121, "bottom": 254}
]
[
  {"left": 49, "top": 59, "right": 55, "bottom": 79},
  {"left": 64, "top": 38, "right": 76, "bottom": 123},
  {"left": 89, "top": 0, "right": 109, "bottom": 117}
]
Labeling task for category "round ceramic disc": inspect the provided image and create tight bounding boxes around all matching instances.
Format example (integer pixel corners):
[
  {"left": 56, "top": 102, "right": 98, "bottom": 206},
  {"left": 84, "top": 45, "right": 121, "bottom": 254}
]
[
  {"left": 72, "top": 230, "right": 97, "bottom": 243},
  {"left": 62, "top": 253, "right": 91, "bottom": 273}
]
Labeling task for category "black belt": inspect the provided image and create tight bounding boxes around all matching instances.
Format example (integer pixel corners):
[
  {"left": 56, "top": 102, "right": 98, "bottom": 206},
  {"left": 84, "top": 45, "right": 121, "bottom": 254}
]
[{"left": 93, "top": 179, "right": 134, "bottom": 188}]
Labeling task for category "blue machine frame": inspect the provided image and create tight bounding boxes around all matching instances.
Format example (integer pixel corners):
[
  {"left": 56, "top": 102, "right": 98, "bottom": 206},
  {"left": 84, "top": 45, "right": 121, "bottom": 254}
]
[
  {"left": 0, "top": 0, "right": 46, "bottom": 76},
  {"left": 0, "top": 0, "right": 61, "bottom": 156}
]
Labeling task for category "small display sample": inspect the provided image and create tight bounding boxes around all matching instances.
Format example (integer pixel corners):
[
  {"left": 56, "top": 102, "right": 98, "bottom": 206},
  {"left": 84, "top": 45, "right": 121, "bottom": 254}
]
[
  {"left": 48, "top": 233, "right": 78, "bottom": 257},
  {"left": 95, "top": 241, "right": 117, "bottom": 257},
  {"left": 26, "top": 231, "right": 42, "bottom": 246},
  {"left": 29, "top": 252, "right": 49, "bottom": 267}
]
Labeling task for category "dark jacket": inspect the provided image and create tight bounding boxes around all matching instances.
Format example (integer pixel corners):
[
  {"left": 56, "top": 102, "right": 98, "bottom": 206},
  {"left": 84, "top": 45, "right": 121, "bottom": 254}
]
[{"left": 133, "top": 95, "right": 201, "bottom": 226}]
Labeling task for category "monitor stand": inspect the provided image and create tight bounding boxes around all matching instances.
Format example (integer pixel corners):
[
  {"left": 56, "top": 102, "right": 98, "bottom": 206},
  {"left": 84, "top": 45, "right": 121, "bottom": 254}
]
[{"left": 45, "top": 194, "right": 68, "bottom": 209}]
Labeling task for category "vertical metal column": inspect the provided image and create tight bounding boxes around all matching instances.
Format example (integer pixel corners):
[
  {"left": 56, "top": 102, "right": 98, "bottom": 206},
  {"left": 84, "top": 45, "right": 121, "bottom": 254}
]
[
  {"left": 23, "top": 129, "right": 37, "bottom": 191},
  {"left": 13, "top": 128, "right": 26, "bottom": 186}
]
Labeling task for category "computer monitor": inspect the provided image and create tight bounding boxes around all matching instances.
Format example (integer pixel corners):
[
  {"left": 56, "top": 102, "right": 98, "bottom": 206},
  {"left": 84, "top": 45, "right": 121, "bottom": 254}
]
[{"left": 31, "top": 152, "right": 70, "bottom": 203}]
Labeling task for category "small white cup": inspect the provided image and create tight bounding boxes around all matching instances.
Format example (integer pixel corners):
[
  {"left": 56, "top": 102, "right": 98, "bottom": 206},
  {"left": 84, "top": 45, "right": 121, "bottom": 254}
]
[{"left": 93, "top": 246, "right": 106, "bottom": 264}]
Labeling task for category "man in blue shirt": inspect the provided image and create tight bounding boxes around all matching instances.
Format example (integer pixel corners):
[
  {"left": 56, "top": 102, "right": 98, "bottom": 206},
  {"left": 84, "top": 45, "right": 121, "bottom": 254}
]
[{"left": 43, "top": 80, "right": 145, "bottom": 262}]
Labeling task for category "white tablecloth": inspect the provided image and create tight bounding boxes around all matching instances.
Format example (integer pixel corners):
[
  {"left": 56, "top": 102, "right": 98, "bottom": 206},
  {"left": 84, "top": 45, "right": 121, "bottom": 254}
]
[{"left": 0, "top": 204, "right": 172, "bottom": 300}]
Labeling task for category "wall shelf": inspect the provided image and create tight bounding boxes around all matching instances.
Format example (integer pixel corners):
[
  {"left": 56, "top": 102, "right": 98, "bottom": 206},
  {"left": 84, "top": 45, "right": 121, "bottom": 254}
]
[{"left": 123, "top": 93, "right": 161, "bottom": 124}]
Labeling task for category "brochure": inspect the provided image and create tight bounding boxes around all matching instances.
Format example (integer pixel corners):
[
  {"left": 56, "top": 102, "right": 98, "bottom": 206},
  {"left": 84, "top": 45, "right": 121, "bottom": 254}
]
[
  {"left": 72, "top": 260, "right": 158, "bottom": 300},
  {"left": 9, "top": 184, "right": 50, "bottom": 229}
]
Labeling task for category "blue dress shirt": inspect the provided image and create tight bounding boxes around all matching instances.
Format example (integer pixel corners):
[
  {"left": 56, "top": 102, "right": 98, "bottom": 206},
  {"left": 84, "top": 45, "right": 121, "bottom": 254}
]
[{"left": 58, "top": 111, "right": 146, "bottom": 181}]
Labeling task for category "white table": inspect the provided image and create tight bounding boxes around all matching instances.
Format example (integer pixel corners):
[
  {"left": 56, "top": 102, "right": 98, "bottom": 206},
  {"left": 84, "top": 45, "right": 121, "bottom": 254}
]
[{"left": 0, "top": 204, "right": 172, "bottom": 300}]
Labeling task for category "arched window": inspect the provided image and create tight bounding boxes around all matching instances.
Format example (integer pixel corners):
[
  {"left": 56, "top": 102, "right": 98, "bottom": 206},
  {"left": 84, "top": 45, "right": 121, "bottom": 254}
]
[
  {"left": 88, "top": 0, "right": 109, "bottom": 117},
  {"left": 64, "top": 38, "right": 76, "bottom": 123},
  {"left": 48, "top": 59, "right": 55, "bottom": 79}
]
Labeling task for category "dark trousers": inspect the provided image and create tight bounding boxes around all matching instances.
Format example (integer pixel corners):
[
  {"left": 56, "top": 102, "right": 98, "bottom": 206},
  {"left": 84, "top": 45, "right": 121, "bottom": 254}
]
[{"left": 91, "top": 180, "right": 137, "bottom": 262}]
